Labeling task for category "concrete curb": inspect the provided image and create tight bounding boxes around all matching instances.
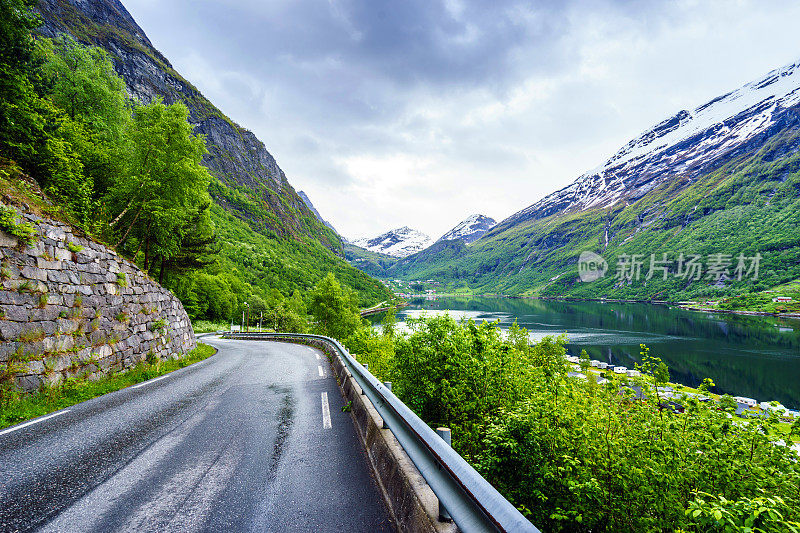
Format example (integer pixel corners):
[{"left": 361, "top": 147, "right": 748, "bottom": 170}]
[{"left": 278, "top": 337, "right": 457, "bottom": 533}]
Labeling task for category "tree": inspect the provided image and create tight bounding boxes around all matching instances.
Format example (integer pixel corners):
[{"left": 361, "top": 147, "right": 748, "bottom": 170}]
[
  {"left": 106, "top": 99, "right": 212, "bottom": 270},
  {"left": 381, "top": 306, "right": 397, "bottom": 337},
  {"left": 190, "top": 272, "right": 235, "bottom": 322},
  {"left": 308, "top": 273, "right": 363, "bottom": 340},
  {"left": 790, "top": 416, "right": 800, "bottom": 439},
  {"left": 37, "top": 35, "right": 130, "bottom": 198},
  {"left": 157, "top": 202, "right": 218, "bottom": 283},
  {"left": 579, "top": 348, "right": 590, "bottom": 372},
  {"left": 0, "top": 0, "right": 40, "bottom": 163},
  {"left": 718, "top": 394, "right": 737, "bottom": 413}
]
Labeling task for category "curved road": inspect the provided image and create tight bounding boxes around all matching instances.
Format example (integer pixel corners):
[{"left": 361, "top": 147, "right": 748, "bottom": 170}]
[{"left": 0, "top": 336, "right": 392, "bottom": 532}]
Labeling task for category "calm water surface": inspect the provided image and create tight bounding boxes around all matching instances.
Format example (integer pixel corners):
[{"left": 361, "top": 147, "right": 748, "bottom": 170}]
[{"left": 396, "top": 297, "right": 800, "bottom": 409}]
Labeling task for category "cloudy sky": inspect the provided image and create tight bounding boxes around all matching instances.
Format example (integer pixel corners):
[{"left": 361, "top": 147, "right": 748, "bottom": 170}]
[{"left": 123, "top": 0, "right": 800, "bottom": 240}]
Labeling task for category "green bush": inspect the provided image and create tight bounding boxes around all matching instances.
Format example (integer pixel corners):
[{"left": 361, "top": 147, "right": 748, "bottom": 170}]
[
  {"left": 351, "top": 315, "right": 800, "bottom": 532},
  {"left": 0, "top": 204, "right": 37, "bottom": 246}
]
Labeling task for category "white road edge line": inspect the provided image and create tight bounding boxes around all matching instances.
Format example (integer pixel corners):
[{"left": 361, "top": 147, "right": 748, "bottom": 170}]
[
  {"left": 317, "top": 365, "right": 324, "bottom": 377},
  {"left": 0, "top": 409, "right": 70, "bottom": 436},
  {"left": 321, "top": 392, "right": 332, "bottom": 429},
  {"left": 316, "top": 354, "right": 320, "bottom": 360},
  {"left": 131, "top": 375, "right": 168, "bottom": 389}
]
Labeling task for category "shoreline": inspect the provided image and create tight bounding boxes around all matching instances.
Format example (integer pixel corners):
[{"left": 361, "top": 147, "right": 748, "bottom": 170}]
[{"left": 431, "top": 293, "right": 800, "bottom": 320}]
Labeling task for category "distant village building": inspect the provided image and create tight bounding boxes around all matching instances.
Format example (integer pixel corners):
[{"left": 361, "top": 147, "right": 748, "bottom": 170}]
[
  {"left": 734, "top": 396, "right": 757, "bottom": 407},
  {"left": 613, "top": 366, "right": 627, "bottom": 374},
  {"left": 759, "top": 401, "right": 786, "bottom": 412},
  {"left": 626, "top": 369, "right": 641, "bottom": 377},
  {"left": 773, "top": 296, "right": 793, "bottom": 302}
]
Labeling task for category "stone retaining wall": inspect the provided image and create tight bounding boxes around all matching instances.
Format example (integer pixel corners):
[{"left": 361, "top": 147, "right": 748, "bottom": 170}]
[{"left": 0, "top": 210, "right": 195, "bottom": 391}]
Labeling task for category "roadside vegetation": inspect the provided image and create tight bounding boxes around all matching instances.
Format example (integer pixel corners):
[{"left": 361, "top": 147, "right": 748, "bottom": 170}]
[
  {"left": 710, "top": 278, "right": 800, "bottom": 314},
  {"left": 191, "top": 320, "right": 231, "bottom": 334},
  {"left": 271, "top": 274, "right": 800, "bottom": 532},
  {"left": 0, "top": 343, "right": 215, "bottom": 430}
]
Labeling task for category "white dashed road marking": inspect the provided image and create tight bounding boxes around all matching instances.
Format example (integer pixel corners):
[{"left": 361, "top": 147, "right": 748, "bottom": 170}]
[
  {"left": 0, "top": 409, "right": 70, "bottom": 436},
  {"left": 321, "top": 392, "right": 332, "bottom": 429},
  {"left": 318, "top": 365, "right": 324, "bottom": 377}
]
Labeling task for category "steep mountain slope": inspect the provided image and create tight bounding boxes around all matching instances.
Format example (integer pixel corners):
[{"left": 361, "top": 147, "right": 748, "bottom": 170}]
[
  {"left": 496, "top": 59, "right": 800, "bottom": 233},
  {"left": 34, "top": 0, "right": 341, "bottom": 252},
  {"left": 34, "top": 0, "right": 392, "bottom": 305},
  {"left": 390, "top": 60, "right": 800, "bottom": 300},
  {"left": 352, "top": 227, "right": 432, "bottom": 258},
  {"left": 343, "top": 243, "right": 398, "bottom": 278},
  {"left": 437, "top": 214, "right": 496, "bottom": 244},
  {"left": 298, "top": 190, "right": 341, "bottom": 237}
]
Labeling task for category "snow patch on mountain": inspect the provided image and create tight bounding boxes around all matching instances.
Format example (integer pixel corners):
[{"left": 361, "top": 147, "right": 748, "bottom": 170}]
[
  {"left": 503, "top": 58, "right": 800, "bottom": 227},
  {"left": 437, "top": 214, "right": 497, "bottom": 244},
  {"left": 352, "top": 227, "right": 432, "bottom": 257}
]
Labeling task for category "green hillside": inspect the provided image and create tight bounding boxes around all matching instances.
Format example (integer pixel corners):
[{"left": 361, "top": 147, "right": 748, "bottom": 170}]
[
  {"left": 343, "top": 243, "right": 398, "bottom": 278},
  {"left": 388, "top": 128, "right": 800, "bottom": 301}
]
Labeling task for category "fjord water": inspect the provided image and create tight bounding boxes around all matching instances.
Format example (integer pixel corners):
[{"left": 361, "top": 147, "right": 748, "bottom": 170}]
[{"left": 397, "top": 297, "right": 800, "bottom": 409}]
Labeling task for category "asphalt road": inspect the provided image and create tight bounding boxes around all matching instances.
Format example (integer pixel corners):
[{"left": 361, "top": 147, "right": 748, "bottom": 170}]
[{"left": 0, "top": 336, "right": 393, "bottom": 532}]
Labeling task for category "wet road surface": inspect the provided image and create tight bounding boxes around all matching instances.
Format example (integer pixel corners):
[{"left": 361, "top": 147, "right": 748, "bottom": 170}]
[{"left": 0, "top": 336, "right": 392, "bottom": 532}]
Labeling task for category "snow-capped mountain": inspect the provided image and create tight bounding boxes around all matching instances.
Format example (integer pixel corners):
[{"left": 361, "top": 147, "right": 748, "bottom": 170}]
[
  {"left": 351, "top": 227, "right": 432, "bottom": 257},
  {"left": 498, "top": 59, "right": 800, "bottom": 230},
  {"left": 437, "top": 214, "right": 496, "bottom": 244},
  {"left": 298, "top": 191, "right": 341, "bottom": 238}
]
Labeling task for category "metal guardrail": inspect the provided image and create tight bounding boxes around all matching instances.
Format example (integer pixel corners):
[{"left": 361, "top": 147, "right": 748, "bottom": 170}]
[{"left": 221, "top": 331, "right": 540, "bottom": 533}]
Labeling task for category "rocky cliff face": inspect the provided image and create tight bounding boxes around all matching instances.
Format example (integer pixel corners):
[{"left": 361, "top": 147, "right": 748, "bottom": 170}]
[
  {"left": 35, "top": 0, "right": 341, "bottom": 251},
  {"left": 0, "top": 205, "right": 196, "bottom": 391}
]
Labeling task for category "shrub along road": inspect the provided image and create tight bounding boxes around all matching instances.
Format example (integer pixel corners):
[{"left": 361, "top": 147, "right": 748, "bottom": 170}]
[{"left": 0, "top": 337, "right": 391, "bottom": 532}]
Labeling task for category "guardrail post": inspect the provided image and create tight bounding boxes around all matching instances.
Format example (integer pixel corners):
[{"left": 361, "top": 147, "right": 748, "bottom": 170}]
[
  {"left": 361, "top": 364, "right": 369, "bottom": 395},
  {"left": 436, "top": 427, "right": 453, "bottom": 523},
  {"left": 382, "top": 382, "right": 392, "bottom": 428}
]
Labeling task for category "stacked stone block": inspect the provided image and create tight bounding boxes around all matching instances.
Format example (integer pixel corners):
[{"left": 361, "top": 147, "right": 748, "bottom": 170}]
[{"left": 0, "top": 211, "right": 196, "bottom": 391}]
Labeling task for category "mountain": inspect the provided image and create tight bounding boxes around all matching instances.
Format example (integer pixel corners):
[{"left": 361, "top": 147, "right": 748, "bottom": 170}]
[
  {"left": 437, "top": 214, "right": 496, "bottom": 244},
  {"left": 388, "top": 59, "right": 800, "bottom": 300},
  {"left": 34, "top": 0, "right": 391, "bottom": 305},
  {"left": 298, "top": 190, "right": 341, "bottom": 238},
  {"left": 343, "top": 243, "right": 398, "bottom": 278},
  {"left": 351, "top": 227, "right": 432, "bottom": 258},
  {"left": 34, "top": 0, "right": 341, "bottom": 251},
  {"left": 495, "top": 60, "right": 800, "bottom": 233}
]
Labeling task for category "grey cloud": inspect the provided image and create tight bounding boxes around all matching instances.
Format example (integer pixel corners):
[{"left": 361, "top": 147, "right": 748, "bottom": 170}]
[{"left": 123, "top": 0, "right": 800, "bottom": 237}]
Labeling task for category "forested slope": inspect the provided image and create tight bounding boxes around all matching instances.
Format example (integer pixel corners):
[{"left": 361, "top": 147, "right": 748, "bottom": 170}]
[{"left": 33, "top": 0, "right": 390, "bottom": 312}]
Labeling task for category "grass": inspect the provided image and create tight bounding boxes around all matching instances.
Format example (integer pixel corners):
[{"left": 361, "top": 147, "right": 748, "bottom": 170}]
[
  {"left": 191, "top": 320, "right": 230, "bottom": 333},
  {"left": 67, "top": 242, "right": 83, "bottom": 253},
  {"left": 0, "top": 343, "right": 216, "bottom": 429}
]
